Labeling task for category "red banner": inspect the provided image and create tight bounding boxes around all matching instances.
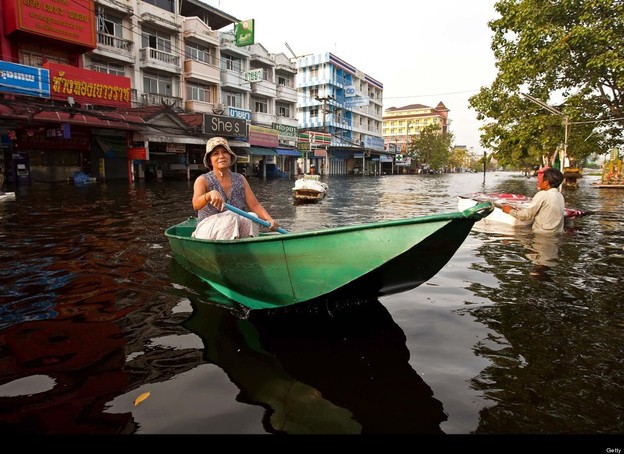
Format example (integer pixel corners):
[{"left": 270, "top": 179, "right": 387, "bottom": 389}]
[
  {"left": 44, "top": 62, "right": 131, "bottom": 108},
  {"left": 2, "top": 0, "right": 96, "bottom": 48},
  {"left": 128, "top": 147, "right": 148, "bottom": 160}
]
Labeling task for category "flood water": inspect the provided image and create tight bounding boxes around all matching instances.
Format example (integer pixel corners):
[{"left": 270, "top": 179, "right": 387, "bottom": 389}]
[{"left": 0, "top": 172, "right": 622, "bottom": 444}]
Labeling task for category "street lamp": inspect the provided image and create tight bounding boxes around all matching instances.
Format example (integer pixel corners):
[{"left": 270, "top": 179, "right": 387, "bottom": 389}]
[{"left": 521, "top": 93, "right": 569, "bottom": 171}]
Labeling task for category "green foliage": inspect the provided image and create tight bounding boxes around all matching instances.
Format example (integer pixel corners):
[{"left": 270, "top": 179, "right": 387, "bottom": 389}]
[
  {"left": 408, "top": 124, "right": 454, "bottom": 171},
  {"left": 469, "top": 0, "right": 624, "bottom": 167}
]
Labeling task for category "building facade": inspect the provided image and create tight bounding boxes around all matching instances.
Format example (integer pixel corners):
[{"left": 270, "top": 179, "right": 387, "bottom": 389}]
[
  {"left": 382, "top": 102, "right": 450, "bottom": 172},
  {"left": 295, "top": 52, "right": 391, "bottom": 175},
  {"left": 0, "top": 0, "right": 302, "bottom": 185}
]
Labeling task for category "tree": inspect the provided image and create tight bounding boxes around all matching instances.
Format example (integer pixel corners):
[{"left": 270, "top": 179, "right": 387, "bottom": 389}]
[
  {"left": 408, "top": 124, "right": 454, "bottom": 171},
  {"left": 469, "top": 0, "right": 624, "bottom": 167}
]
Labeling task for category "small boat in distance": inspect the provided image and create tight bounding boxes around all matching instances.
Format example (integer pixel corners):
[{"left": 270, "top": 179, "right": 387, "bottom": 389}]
[
  {"left": 293, "top": 174, "right": 328, "bottom": 203},
  {"left": 165, "top": 202, "right": 494, "bottom": 312}
]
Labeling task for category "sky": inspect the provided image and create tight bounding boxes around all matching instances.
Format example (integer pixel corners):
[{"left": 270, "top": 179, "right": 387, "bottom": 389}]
[{"left": 210, "top": 0, "right": 499, "bottom": 154}]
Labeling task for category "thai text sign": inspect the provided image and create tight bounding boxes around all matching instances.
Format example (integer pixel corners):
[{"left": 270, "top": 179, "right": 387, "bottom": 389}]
[
  {"left": 44, "top": 62, "right": 131, "bottom": 108},
  {"left": 244, "top": 69, "right": 263, "bottom": 83},
  {"left": 128, "top": 147, "right": 148, "bottom": 160},
  {"left": 3, "top": 0, "right": 96, "bottom": 48},
  {"left": 272, "top": 122, "right": 297, "bottom": 139},
  {"left": 0, "top": 60, "right": 50, "bottom": 98},
  {"left": 249, "top": 125, "right": 279, "bottom": 147}
]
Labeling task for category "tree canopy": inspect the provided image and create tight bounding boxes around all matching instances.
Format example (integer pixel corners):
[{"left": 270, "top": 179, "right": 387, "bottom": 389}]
[{"left": 469, "top": 0, "right": 624, "bottom": 167}]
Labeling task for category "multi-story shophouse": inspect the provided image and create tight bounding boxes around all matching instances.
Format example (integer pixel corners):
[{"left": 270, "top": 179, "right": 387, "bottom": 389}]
[
  {"left": 0, "top": 0, "right": 300, "bottom": 185},
  {"left": 382, "top": 102, "right": 450, "bottom": 173},
  {"left": 218, "top": 33, "right": 299, "bottom": 178},
  {"left": 295, "top": 52, "right": 390, "bottom": 176}
]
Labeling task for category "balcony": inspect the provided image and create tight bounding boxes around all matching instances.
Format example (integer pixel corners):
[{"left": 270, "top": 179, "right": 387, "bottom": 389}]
[
  {"left": 220, "top": 37, "right": 249, "bottom": 58},
  {"left": 139, "top": 47, "right": 181, "bottom": 74},
  {"left": 182, "top": 17, "right": 219, "bottom": 46},
  {"left": 276, "top": 84, "right": 296, "bottom": 103},
  {"left": 95, "top": 0, "right": 132, "bottom": 16},
  {"left": 251, "top": 112, "right": 274, "bottom": 125},
  {"left": 221, "top": 71, "right": 251, "bottom": 92},
  {"left": 185, "top": 100, "right": 217, "bottom": 114},
  {"left": 250, "top": 79, "right": 276, "bottom": 98},
  {"left": 141, "top": 92, "right": 183, "bottom": 109},
  {"left": 93, "top": 32, "right": 134, "bottom": 64},
  {"left": 184, "top": 59, "right": 220, "bottom": 85},
  {"left": 137, "top": 3, "right": 181, "bottom": 32},
  {"left": 273, "top": 115, "right": 298, "bottom": 129}
]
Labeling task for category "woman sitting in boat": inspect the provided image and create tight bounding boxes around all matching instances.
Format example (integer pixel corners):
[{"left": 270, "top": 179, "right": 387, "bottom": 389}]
[{"left": 191, "top": 137, "right": 280, "bottom": 240}]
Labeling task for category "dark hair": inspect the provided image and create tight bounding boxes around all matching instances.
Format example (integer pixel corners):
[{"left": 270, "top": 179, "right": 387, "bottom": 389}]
[{"left": 543, "top": 167, "right": 563, "bottom": 188}]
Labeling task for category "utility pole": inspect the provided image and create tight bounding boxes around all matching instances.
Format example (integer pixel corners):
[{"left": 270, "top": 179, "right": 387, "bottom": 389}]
[
  {"left": 315, "top": 94, "right": 334, "bottom": 133},
  {"left": 315, "top": 94, "right": 334, "bottom": 175}
]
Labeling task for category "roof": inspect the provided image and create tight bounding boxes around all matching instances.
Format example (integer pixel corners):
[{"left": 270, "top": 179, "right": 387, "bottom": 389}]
[
  {"left": 0, "top": 100, "right": 146, "bottom": 130},
  {"left": 179, "top": 0, "right": 239, "bottom": 30}
]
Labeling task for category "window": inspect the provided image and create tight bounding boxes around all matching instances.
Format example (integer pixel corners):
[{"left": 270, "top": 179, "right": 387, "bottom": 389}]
[
  {"left": 310, "top": 88, "right": 318, "bottom": 99},
  {"left": 254, "top": 99, "right": 268, "bottom": 113},
  {"left": 277, "top": 103, "right": 290, "bottom": 117},
  {"left": 221, "top": 54, "right": 242, "bottom": 72},
  {"left": 185, "top": 42, "right": 213, "bottom": 65},
  {"left": 142, "top": 0, "right": 174, "bottom": 13},
  {"left": 144, "top": 73, "right": 172, "bottom": 95},
  {"left": 19, "top": 51, "right": 69, "bottom": 67},
  {"left": 92, "top": 60, "right": 125, "bottom": 77},
  {"left": 277, "top": 75, "right": 288, "bottom": 86},
  {"left": 310, "top": 107, "right": 319, "bottom": 117},
  {"left": 187, "top": 83, "right": 212, "bottom": 103},
  {"left": 224, "top": 91, "right": 243, "bottom": 109},
  {"left": 141, "top": 29, "right": 171, "bottom": 53},
  {"left": 97, "top": 13, "right": 122, "bottom": 38},
  {"left": 310, "top": 67, "right": 318, "bottom": 78}
]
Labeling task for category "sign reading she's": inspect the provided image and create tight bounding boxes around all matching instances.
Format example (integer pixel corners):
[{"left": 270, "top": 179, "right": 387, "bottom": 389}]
[{"left": 203, "top": 114, "right": 247, "bottom": 139}]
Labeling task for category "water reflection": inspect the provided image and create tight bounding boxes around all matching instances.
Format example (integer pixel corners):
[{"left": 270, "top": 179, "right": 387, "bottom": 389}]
[
  {"left": 461, "top": 181, "right": 624, "bottom": 433},
  {"left": 184, "top": 298, "right": 447, "bottom": 434},
  {"left": 1, "top": 173, "right": 622, "bottom": 435}
]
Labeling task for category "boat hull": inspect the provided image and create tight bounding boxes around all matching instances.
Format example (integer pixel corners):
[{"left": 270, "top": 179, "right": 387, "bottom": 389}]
[
  {"left": 0, "top": 192, "right": 16, "bottom": 202},
  {"left": 293, "top": 188, "right": 326, "bottom": 202},
  {"left": 165, "top": 203, "right": 493, "bottom": 311}
]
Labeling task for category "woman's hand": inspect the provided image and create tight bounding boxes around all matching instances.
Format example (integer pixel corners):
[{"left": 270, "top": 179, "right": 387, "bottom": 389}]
[
  {"left": 205, "top": 190, "right": 225, "bottom": 211},
  {"left": 268, "top": 219, "right": 280, "bottom": 231}
]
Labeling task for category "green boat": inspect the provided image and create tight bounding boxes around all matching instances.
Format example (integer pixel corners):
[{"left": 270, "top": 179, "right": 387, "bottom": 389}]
[{"left": 165, "top": 202, "right": 494, "bottom": 311}]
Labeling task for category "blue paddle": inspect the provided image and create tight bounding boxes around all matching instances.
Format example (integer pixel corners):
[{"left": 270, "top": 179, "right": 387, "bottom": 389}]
[{"left": 225, "top": 203, "right": 289, "bottom": 234}]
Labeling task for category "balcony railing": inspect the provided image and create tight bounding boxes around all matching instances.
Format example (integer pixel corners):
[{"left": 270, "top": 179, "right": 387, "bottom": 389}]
[
  {"left": 97, "top": 32, "right": 133, "bottom": 53},
  {"left": 141, "top": 92, "right": 183, "bottom": 109}
]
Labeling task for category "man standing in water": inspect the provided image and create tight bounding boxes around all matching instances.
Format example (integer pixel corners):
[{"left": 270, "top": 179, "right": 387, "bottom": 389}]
[{"left": 502, "top": 167, "right": 566, "bottom": 234}]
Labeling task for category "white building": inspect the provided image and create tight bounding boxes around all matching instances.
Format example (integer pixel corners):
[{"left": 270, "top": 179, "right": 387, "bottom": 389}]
[{"left": 295, "top": 52, "right": 388, "bottom": 175}]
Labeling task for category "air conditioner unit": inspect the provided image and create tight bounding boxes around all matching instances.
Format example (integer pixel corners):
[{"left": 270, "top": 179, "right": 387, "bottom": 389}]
[{"left": 214, "top": 103, "right": 224, "bottom": 110}]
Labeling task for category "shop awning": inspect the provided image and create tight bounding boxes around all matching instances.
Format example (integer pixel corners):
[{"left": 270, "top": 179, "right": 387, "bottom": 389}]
[
  {"left": 246, "top": 146, "right": 277, "bottom": 156},
  {"left": 0, "top": 102, "right": 146, "bottom": 130},
  {"left": 276, "top": 148, "right": 301, "bottom": 157}
]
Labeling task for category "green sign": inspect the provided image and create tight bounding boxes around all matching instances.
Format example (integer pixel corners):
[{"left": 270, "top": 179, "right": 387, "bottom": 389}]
[{"left": 235, "top": 19, "right": 255, "bottom": 47}]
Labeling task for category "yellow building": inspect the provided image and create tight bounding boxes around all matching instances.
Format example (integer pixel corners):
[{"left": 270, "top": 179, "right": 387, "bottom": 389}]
[{"left": 382, "top": 102, "right": 450, "bottom": 153}]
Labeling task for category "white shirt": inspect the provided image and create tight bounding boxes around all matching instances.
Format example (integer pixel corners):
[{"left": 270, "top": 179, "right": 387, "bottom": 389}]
[{"left": 511, "top": 188, "right": 565, "bottom": 233}]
